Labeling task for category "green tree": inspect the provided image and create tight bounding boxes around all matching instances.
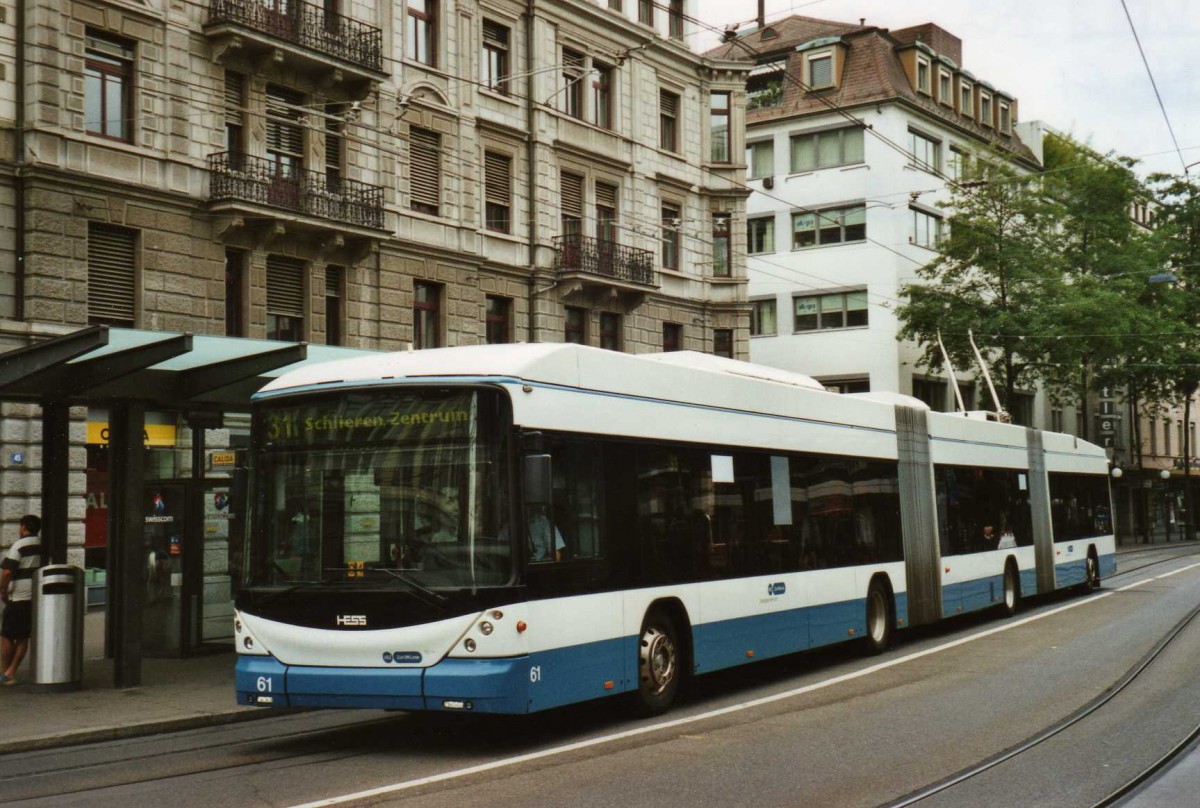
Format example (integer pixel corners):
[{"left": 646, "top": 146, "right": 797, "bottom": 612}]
[{"left": 897, "top": 155, "right": 1066, "bottom": 416}]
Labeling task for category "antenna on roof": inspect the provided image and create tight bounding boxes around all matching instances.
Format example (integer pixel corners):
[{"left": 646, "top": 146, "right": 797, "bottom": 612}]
[{"left": 757, "top": 0, "right": 765, "bottom": 30}]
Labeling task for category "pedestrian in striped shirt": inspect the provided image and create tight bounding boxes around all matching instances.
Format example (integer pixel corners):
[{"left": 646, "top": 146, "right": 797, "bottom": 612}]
[{"left": 1, "top": 515, "right": 43, "bottom": 686}]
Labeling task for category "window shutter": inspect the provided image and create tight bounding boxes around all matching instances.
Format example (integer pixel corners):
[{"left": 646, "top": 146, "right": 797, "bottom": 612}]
[
  {"left": 325, "top": 265, "right": 343, "bottom": 296},
  {"left": 410, "top": 127, "right": 441, "bottom": 212},
  {"left": 561, "top": 172, "right": 583, "bottom": 219},
  {"left": 810, "top": 55, "right": 833, "bottom": 87},
  {"left": 482, "top": 20, "right": 507, "bottom": 45},
  {"left": 484, "top": 151, "right": 511, "bottom": 205},
  {"left": 87, "top": 223, "right": 137, "bottom": 325},
  {"left": 659, "top": 90, "right": 678, "bottom": 117},
  {"left": 266, "top": 255, "right": 306, "bottom": 318},
  {"left": 595, "top": 181, "right": 617, "bottom": 210},
  {"left": 224, "top": 71, "right": 244, "bottom": 126},
  {"left": 266, "top": 87, "right": 304, "bottom": 156}
]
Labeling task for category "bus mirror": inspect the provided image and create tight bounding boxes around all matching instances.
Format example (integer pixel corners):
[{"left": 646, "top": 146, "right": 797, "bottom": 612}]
[{"left": 523, "top": 454, "right": 552, "bottom": 506}]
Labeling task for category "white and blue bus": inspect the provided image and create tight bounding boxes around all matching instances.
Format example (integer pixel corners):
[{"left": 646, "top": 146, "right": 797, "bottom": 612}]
[{"left": 234, "top": 344, "right": 1115, "bottom": 715}]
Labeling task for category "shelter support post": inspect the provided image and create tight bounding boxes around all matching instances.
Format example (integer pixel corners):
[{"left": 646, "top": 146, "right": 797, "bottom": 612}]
[{"left": 40, "top": 402, "right": 70, "bottom": 564}]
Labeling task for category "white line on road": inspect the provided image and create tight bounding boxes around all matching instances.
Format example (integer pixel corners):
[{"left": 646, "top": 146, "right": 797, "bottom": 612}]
[{"left": 292, "top": 564, "right": 1199, "bottom": 807}]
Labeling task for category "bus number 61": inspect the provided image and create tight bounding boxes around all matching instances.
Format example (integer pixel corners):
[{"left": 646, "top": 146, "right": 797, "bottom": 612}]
[{"left": 529, "top": 666, "right": 542, "bottom": 684}]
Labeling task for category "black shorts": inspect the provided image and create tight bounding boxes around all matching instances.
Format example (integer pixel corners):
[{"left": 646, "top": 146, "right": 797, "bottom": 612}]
[{"left": 1, "top": 600, "right": 32, "bottom": 641}]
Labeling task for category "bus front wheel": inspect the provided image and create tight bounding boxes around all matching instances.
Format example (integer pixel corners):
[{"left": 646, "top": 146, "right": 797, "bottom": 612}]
[
  {"left": 865, "top": 581, "right": 893, "bottom": 655},
  {"left": 635, "top": 611, "right": 681, "bottom": 715}
]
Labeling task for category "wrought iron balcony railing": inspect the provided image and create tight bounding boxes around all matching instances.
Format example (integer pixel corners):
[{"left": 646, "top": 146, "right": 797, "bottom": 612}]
[
  {"left": 209, "top": 152, "right": 385, "bottom": 231},
  {"left": 553, "top": 234, "right": 655, "bottom": 286},
  {"left": 208, "top": 0, "right": 384, "bottom": 73}
]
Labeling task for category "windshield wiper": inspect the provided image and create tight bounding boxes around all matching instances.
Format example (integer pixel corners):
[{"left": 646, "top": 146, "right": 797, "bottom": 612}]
[
  {"left": 371, "top": 567, "right": 449, "bottom": 607},
  {"left": 257, "top": 576, "right": 340, "bottom": 604}
]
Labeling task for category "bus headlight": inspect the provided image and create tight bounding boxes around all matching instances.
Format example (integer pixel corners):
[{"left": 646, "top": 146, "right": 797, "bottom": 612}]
[
  {"left": 464, "top": 638, "right": 477, "bottom": 652},
  {"left": 479, "top": 621, "right": 494, "bottom": 635}
]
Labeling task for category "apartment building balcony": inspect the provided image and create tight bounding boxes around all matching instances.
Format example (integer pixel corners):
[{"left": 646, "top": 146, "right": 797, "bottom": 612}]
[
  {"left": 208, "top": 152, "right": 387, "bottom": 240},
  {"left": 205, "top": 0, "right": 385, "bottom": 98},
  {"left": 553, "top": 235, "right": 657, "bottom": 299}
]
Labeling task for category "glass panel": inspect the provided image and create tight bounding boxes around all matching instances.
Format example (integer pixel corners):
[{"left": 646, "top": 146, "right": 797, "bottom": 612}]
[
  {"left": 106, "top": 74, "right": 126, "bottom": 139},
  {"left": 817, "top": 209, "right": 843, "bottom": 244},
  {"left": 793, "top": 296, "right": 819, "bottom": 330},
  {"left": 85, "top": 70, "right": 103, "bottom": 133},
  {"left": 845, "top": 290, "right": 868, "bottom": 327},
  {"left": 843, "top": 128, "right": 864, "bottom": 164},
  {"left": 820, "top": 294, "right": 845, "bottom": 328},
  {"left": 792, "top": 136, "right": 815, "bottom": 172},
  {"left": 249, "top": 390, "right": 511, "bottom": 590},
  {"left": 143, "top": 483, "right": 186, "bottom": 653},
  {"left": 843, "top": 206, "right": 866, "bottom": 242},
  {"left": 816, "top": 131, "right": 840, "bottom": 167},
  {"left": 751, "top": 142, "right": 774, "bottom": 178},
  {"left": 792, "top": 212, "right": 815, "bottom": 248}
]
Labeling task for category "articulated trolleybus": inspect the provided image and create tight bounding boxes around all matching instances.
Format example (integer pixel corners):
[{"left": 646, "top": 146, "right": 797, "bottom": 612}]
[{"left": 235, "top": 344, "right": 1115, "bottom": 715}]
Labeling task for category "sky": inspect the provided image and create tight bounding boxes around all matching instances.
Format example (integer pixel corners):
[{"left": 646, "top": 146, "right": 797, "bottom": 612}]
[{"left": 693, "top": 0, "right": 1200, "bottom": 178}]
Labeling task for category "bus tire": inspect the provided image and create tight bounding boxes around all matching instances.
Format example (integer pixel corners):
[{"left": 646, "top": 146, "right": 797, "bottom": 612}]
[
  {"left": 864, "top": 579, "right": 893, "bottom": 655},
  {"left": 1084, "top": 550, "right": 1100, "bottom": 590},
  {"left": 634, "top": 610, "right": 682, "bottom": 716},
  {"left": 1000, "top": 562, "right": 1021, "bottom": 617}
]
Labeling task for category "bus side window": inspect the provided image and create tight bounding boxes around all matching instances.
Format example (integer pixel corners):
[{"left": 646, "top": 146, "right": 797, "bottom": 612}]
[{"left": 547, "top": 438, "right": 605, "bottom": 561}]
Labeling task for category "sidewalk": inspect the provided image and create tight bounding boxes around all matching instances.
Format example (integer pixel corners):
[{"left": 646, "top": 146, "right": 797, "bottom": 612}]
[{"left": 1, "top": 539, "right": 1196, "bottom": 755}]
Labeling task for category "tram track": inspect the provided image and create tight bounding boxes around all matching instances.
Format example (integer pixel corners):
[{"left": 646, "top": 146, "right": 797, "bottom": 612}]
[{"left": 885, "top": 575, "right": 1200, "bottom": 808}]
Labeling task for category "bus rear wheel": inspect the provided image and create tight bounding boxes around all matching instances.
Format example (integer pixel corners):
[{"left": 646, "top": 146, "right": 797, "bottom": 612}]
[
  {"left": 635, "top": 611, "right": 681, "bottom": 716},
  {"left": 1084, "top": 552, "right": 1100, "bottom": 590},
  {"left": 865, "top": 581, "right": 893, "bottom": 655},
  {"left": 1001, "top": 563, "right": 1021, "bottom": 617}
]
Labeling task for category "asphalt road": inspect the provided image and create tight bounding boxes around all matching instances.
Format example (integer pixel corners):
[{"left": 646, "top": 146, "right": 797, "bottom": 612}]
[{"left": 3, "top": 545, "right": 1199, "bottom": 808}]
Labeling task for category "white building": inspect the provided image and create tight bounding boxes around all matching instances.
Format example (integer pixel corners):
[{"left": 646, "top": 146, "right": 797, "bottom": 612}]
[{"left": 712, "top": 17, "right": 1046, "bottom": 421}]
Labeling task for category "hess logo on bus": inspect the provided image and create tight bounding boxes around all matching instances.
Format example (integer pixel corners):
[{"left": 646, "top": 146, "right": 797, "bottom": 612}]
[{"left": 336, "top": 614, "right": 367, "bottom": 627}]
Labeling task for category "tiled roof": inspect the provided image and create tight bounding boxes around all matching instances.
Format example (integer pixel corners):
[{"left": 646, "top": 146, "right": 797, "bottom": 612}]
[{"left": 712, "top": 16, "right": 1038, "bottom": 166}]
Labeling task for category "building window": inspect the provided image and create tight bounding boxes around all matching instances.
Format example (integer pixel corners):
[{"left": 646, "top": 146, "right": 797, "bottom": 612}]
[
  {"left": 413, "top": 281, "right": 441, "bottom": 349},
  {"left": 909, "top": 129, "right": 941, "bottom": 173},
  {"left": 486, "top": 295, "right": 511, "bottom": 344},
  {"left": 916, "top": 57, "right": 931, "bottom": 94},
  {"left": 824, "top": 378, "right": 870, "bottom": 394},
  {"left": 410, "top": 127, "right": 441, "bottom": 216},
  {"left": 638, "top": 0, "right": 653, "bottom": 25},
  {"left": 710, "top": 92, "right": 730, "bottom": 163},
  {"left": 748, "top": 217, "right": 775, "bottom": 254},
  {"left": 484, "top": 150, "right": 512, "bottom": 233},
  {"left": 1051, "top": 408, "right": 1064, "bottom": 433},
  {"left": 938, "top": 70, "right": 952, "bottom": 105},
  {"left": 912, "top": 378, "right": 948, "bottom": 412},
  {"left": 565, "top": 306, "right": 586, "bottom": 344},
  {"left": 668, "top": 0, "right": 683, "bottom": 38},
  {"left": 713, "top": 329, "right": 733, "bottom": 358},
  {"left": 608, "top": 0, "right": 621, "bottom": 9},
  {"left": 911, "top": 208, "right": 943, "bottom": 248},
  {"left": 1009, "top": 392, "right": 1034, "bottom": 427},
  {"left": 712, "top": 214, "right": 731, "bottom": 277},
  {"left": 807, "top": 52, "right": 833, "bottom": 89},
  {"left": 85, "top": 31, "right": 134, "bottom": 141},
  {"left": 325, "top": 265, "right": 344, "bottom": 346},
  {"left": 561, "top": 171, "right": 584, "bottom": 235},
  {"left": 224, "top": 71, "right": 245, "bottom": 163},
  {"left": 596, "top": 181, "right": 618, "bottom": 244},
  {"left": 266, "top": 255, "right": 306, "bottom": 341},
  {"left": 592, "top": 62, "right": 614, "bottom": 129},
  {"left": 562, "top": 49, "right": 585, "bottom": 119},
  {"left": 960, "top": 83, "right": 972, "bottom": 115},
  {"left": 751, "top": 299, "right": 777, "bottom": 336},
  {"left": 88, "top": 223, "right": 137, "bottom": 326},
  {"left": 266, "top": 85, "right": 305, "bottom": 179},
  {"left": 325, "top": 103, "right": 345, "bottom": 188},
  {"left": 747, "top": 140, "right": 774, "bottom": 179},
  {"left": 663, "top": 323, "right": 682, "bottom": 352},
  {"left": 792, "top": 205, "right": 866, "bottom": 248},
  {"left": 482, "top": 20, "right": 510, "bottom": 94},
  {"left": 225, "top": 249, "right": 245, "bottom": 337},
  {"left": 600, "top": 312, "right": 621, "bottom": 350},
  {"left": 408, "top": 0, "right": 436, "bottom": 66},
  {"left": 659, "top": 90, "right": 679, "bottom": 152},
  {"left": 957, "top": 382, "right": 976, "bottom": 411},
  {"left": 790, "top": 126, "right": 864, "bottom": 172},
  {"left": 747, "top": 61, "right": 784, "bottom": 109},
  {"left": 948, "top": 146, "right": 967, "bottom": 181},
  {"left": 794, "top": 290, "right": 868, "bottom": 331},
  {"left": 661, "top": 204, "right": 680, "bottom": 270},
  {"left": 980, "top": 92, "right": 993, "bottom": 126},
  {"left": 999, "top": 102, "right": 1011, "bottom": 134}
]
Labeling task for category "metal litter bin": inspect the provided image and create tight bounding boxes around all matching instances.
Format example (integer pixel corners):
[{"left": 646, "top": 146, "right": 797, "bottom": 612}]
[{"left": 31, "top": 565, "right": 85, "bottom": 692}]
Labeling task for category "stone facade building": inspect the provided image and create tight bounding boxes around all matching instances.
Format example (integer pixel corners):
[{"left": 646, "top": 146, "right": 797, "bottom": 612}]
[{"left": 0, "top": 1, "right": 751, "bottom": 563}]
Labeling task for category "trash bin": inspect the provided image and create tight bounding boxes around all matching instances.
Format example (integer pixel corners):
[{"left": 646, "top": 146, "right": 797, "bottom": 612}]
[{"left": 31, "top": 564, "right": 85, "bottom": 692}]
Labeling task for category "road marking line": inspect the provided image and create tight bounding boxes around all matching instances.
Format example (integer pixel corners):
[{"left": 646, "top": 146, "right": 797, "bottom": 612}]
[
  {"left": 293, "top": 563, "right": 1193, "bottom": 807},
  {"left": 1155, "top": 562, "right": 1200, "bottom": 579}
]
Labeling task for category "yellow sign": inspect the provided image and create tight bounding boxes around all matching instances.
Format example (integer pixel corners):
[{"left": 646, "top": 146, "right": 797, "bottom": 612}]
[
  {"left": 210, "top": 452, "right": 236, "bottom": 467},
  {"left": 87, "top": 422, "right": 177, "bottom": 447}
]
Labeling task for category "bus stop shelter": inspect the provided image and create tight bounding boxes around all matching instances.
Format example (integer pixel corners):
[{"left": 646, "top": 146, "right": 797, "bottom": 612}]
[{"left": 0, "top": 326, "right": 375, "bottom": 687}]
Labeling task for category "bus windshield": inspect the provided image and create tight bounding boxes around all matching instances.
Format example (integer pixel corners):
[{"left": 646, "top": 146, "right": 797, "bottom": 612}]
[{"left": 246, "top": 387, "right": 512, "bottom": 591}]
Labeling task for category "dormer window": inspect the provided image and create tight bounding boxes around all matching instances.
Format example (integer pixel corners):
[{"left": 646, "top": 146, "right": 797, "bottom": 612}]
[
  {"left": 916, "top": 57, "right": 931, "bottom": 95},
  {"left": 999, "top": 101, "right": 1011, "bottom": 134},
  {"left": 980, "top": 92, "right": 992, "bottom": 127},
  {"left": 807, "top": 52, "right": 834, "bottom": 89},
  {"left": 960, "top": 82, "right": 972, "bottom": 116},
  {"left": 938, "top": 70, "right": 952, "bottom": 106}
]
